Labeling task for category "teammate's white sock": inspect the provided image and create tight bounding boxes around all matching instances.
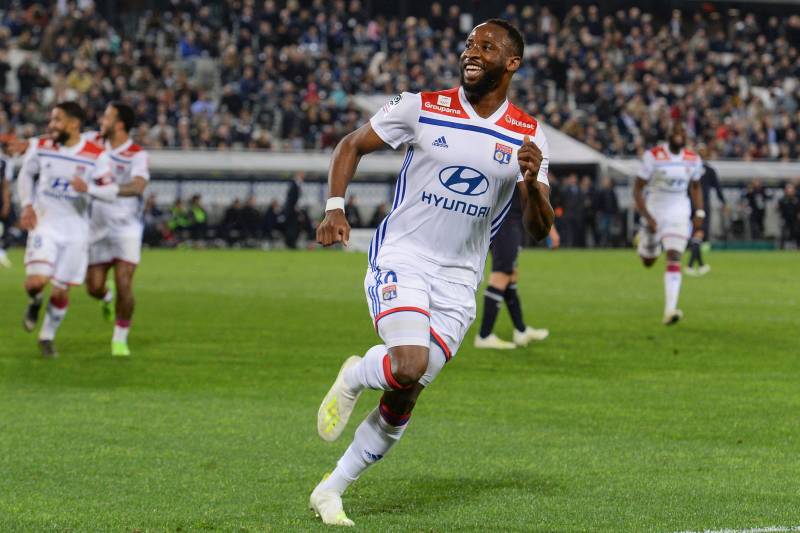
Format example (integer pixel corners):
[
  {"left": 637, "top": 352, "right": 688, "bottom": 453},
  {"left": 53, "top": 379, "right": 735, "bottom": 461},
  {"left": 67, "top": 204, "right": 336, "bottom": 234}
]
[
  {"left": 664, "top": 261, "right": 682, "bottom": 314},
  {"left": 317, "top": 405, "right": 408, "bottom": 495},
  {"left": 38, "top": 296, "right": 68, "bottom": 341},
  {"left": 103, "top": 290, "right": 114, "bottom": 304},
  {"left": 113, "top": 320, "right": 130, "bottom": 343},
  {"left": 343, "top": 344, "right": 402, "bottom": 392}
]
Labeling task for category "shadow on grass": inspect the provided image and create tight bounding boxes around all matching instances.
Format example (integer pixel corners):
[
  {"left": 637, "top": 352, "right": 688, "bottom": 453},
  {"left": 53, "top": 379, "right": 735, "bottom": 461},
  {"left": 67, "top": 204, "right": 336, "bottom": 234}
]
[{"left": 353, "top": 471, "right": 560, "bottom": 517}]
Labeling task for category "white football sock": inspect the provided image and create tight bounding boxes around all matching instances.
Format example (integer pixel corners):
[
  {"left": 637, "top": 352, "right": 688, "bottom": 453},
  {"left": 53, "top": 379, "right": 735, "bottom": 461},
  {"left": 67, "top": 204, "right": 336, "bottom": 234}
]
[
  {"left": 344, "top": 344, "right": 396, "bottom": 392},
  {"left": 113, "top": 320, "right": 130, "bottom": 343},
  {"left": 103, "top": 289, "right": 114, "bottom": 304},
  {"left": 39, "top": 297, "right": 68, "bottom": 341},
  {"left": 317, "top": 406, "right": 408, "bottom": 495},
  {"left": 664, "top": 262, "right": 682, "bottom": 314}
]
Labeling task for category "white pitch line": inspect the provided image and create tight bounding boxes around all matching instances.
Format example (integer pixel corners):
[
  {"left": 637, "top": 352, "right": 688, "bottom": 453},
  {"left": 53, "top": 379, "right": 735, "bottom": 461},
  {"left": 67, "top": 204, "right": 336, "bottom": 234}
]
[{"left": 675, "top": 526, "right": 800, "bottom": 533}]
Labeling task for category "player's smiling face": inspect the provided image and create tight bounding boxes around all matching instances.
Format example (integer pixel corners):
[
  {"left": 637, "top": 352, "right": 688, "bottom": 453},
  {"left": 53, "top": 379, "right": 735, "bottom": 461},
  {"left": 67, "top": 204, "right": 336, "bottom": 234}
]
[
  {"left": 48, "top": 108, "right": 74, "bottom": 145},
  {"left": 460, "top": 24, "right": 516, "bottom": 95},
  {"left": 668, "top": 125, "right": 686, "bottom": 152}
]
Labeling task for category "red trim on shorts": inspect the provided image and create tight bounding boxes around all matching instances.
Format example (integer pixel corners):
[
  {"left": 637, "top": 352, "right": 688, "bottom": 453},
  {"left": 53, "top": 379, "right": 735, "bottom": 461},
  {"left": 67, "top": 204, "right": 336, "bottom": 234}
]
[
  {"left": 53, "top": 278, "right": 81, "bottom": 287},
  {"left": 112, "top": 257, "right": 139, "bottom": 267},
  {"left": 374, "top": 306, "right": 430, "bottom": 330},
  {"left": 382, "top": 354, "right": 409, "bottom": 390},
  {"left": 378, "top": 397, "right": 411, "bottom": 426},
  {"left": 429, "top": 327, "right": 452, "bottom": 361}
]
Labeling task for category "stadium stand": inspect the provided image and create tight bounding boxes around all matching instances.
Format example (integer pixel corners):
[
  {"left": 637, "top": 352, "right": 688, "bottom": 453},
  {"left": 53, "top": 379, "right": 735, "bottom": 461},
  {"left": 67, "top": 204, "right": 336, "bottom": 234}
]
[
  {"left": 0, "top": 1, "right": 798, "bottom": 249},
  {"left": 1, "top": 1, "right": 798, "bottom": 159}
]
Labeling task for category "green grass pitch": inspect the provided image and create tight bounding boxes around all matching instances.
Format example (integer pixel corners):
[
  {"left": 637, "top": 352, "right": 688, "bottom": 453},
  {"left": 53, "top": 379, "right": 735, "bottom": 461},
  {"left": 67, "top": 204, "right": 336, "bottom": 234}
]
[{"left": 0, "top": 248, "right": 798, "bottom": 532}]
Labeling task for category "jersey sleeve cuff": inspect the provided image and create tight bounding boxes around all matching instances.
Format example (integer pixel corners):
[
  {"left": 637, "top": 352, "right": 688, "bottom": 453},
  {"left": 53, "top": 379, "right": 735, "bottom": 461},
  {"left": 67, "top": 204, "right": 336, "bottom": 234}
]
[{"left": 369, "top": 118, "right": 401, "bottom": 150}]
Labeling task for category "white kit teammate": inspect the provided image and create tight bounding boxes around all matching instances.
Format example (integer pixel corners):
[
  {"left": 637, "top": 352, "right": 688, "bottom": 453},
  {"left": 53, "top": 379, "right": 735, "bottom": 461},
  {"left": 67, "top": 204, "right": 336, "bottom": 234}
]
[
  {"left": 633, "top": 123, "right": 705, "bottom": 325},
  {"left": 78, "top": 102, "right": 149, "bottom": 357},
  {"left": 18, "top": 102, "right": 116, "bottom": 358},
  {"left": 309, "top": 20, "right": 554, "bottom": 526}
]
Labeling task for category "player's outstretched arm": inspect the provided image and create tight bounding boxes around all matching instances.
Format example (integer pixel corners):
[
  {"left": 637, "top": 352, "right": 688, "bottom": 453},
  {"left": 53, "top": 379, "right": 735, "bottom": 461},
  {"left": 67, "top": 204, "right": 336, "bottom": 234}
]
[
  {"left": 518, "top": 135, "right": 554, "bottom": 241},
  {"left": 16, "top": 141, "right": 39, "bottom": 230},
  {"left": 0, "top": 177, "right": 9, "bottom": 219},
  {"left": 317, "top": 123, "right": 387, "bottom": 247},
  {"left": 633, "top": 177, "right": 657, "bottom": 232}
]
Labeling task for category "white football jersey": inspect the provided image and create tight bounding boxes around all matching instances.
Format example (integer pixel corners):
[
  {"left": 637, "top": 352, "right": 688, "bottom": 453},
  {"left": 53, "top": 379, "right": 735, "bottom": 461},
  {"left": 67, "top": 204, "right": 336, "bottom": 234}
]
[
  {"left": 82, "top": 132, "right": 150, "bottom": 229},
  {"left": 17, "top": 137, "right": 112, "bottom": 237},
  {"left": 368, "top": 87, "right": 549, "bottom": 288},
  {"left": 638, "top": 143, "right": 702, "bottom": 216}
]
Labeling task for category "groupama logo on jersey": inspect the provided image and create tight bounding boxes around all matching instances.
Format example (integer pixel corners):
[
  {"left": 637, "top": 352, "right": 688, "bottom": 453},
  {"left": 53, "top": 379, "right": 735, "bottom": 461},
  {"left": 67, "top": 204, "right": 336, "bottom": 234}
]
[{"left": 438, "top": 166, "right": 489, "bottom": 196}]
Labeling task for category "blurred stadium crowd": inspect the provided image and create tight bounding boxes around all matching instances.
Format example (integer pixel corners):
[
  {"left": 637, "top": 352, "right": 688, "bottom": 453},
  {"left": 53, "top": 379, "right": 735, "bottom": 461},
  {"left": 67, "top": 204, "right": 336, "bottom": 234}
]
[{"left": 0, "top": 1, "right": 798, "bottom": 159}]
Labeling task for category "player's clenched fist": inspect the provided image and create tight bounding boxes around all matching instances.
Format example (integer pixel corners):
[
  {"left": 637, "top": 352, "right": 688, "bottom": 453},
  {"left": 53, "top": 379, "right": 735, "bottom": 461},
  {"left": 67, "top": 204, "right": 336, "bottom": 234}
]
[
  {"left": 70, "top": 176, "right": 88, "bottom": 193},
  {"left": 518, "top": 135, "right": 542, "bottom": 184},
  {"left": 19, "top": 205, "right": 37, "bottom": 231},
  {"left": 317, "top": 209, "right": 350, "bottom": 247}
]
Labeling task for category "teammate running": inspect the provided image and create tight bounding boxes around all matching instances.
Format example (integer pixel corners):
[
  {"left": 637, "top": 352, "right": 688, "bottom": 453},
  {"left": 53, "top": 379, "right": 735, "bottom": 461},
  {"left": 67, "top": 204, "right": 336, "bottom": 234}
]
[
  {"left": 685, "top": 144, "right": 726, "bottom": 276},
  {"left": 17, "top": 102, "right": 115, "bottom": 357},
  {"left": 474, "top": 185, "right": 549, "bottom": 349},
  {"left": 76, "top": 102, "right": 150, "bottom": 357},
  {"left": 633, "top": 123, "right": 704, "bottom": 325},
  {"left": 310, "top": 19, "right": 554, "bottom": 526}
]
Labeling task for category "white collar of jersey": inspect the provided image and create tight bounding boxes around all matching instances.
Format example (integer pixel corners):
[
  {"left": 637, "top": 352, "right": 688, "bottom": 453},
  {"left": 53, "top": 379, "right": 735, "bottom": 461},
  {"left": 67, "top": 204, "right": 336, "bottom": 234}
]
[
  {"left": 59, "top": 138, "right": 87, "bottom": 155},
  {"left": 106, "top": 138, "right": 133, "bottom": 155},
  {"left": 458, "top": 86, "right": 509, "bottom": 123}
]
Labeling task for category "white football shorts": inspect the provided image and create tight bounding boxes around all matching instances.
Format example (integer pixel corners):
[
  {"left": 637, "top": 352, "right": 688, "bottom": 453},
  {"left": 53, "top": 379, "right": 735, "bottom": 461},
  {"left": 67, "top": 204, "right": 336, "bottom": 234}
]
[
  {"left": 363, "top": 266, "right": 476, "bottom": 362},
  {"left": 24, "top": 230, "right": 89, "bottom": 286},
  {"left": 89, "top": 225, "right": 143, "bottom": 266},
  {"left": 637, "top": 210, "right": 691, "bottom": 258}
]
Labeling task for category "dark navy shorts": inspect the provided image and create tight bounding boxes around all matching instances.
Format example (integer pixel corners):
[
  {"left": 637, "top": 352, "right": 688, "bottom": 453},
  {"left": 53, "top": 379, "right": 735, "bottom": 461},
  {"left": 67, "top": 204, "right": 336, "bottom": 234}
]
[{"left": 490, "top": 217, "right": 522, "bottom": 274}]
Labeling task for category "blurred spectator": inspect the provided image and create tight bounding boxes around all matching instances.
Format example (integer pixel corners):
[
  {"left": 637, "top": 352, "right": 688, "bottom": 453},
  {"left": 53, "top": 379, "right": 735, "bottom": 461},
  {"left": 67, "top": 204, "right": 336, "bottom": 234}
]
[
  {"left": 143, "top": 193, "right": 167, "bottom": 246},
  {"left": 263, "top": 199, "right": 283, "bottom": 243},
  {"left": 560, "top": 174, "right": 586, "bottom": 247},
  {"left": 168, "top": 198, "right": 190, "bottom": 239},
  {"left": 242, "top": 195, "right": 262, "bottom": 239},
  {"left": 283, "top": 172, "right": 304, "bottom": 249},
  {"left": 743, "top": 180, "right": 771, "bottom": 239},
  {"left": 188, "top": 194, "right": 208, "bottom": 240},
  {"left": 593, "top": 177, "right": 619, "bottom": 247},
  {"left": 369, "top": 202, "right": 388, "bottom": 227},
  {"left": 220, "top": 198, "right": 245, "bottom": 244},
  {"left": 580, "top": 176, "right": 595, "bottom": 246},
  {"left": 778, "top": 183, "right": 800, "bottom": 249},
  {"left": 346, "top": 196, "right": 363, "bottom": 229},
  {"left": 298, "top": 206, "right": 317, "bottom": 246}
]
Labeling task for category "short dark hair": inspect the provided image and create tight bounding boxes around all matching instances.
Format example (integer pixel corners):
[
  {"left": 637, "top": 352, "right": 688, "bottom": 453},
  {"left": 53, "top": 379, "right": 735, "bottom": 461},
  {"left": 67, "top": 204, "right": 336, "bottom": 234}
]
[
  {"left": 484, "top": 18, "right": 524, "bottom": 58},
  {"left": 54, "top": 101, "right": 85, "bottom": 124},
  {"left": 109, "top": 101, "right": 136, "bottom": 132}
]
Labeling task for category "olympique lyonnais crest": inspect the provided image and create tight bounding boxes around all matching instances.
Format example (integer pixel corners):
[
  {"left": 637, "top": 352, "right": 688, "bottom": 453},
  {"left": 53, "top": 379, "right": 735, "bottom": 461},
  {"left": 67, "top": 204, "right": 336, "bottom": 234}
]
[
  {"left": 116, "top": 164, "right": 126, "bottom": 175},
  {"left": 382, "top": 284, "right": 397, "bottom": 301},
  {"left": 74, "top": 164, "right": 87, "bottom": 177},
  {"left": 494, "top": 143, "right": 512, "bottom": 165}
]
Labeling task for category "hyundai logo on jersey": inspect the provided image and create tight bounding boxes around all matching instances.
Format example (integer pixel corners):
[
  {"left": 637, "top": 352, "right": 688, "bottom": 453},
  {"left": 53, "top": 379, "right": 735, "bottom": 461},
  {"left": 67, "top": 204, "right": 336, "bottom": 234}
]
[
  {"left": 494, "top": 143, "right": 512, "bottom": 165},
  {"left": 438, "top": 166, "right": 489, "bottom": 196}
]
